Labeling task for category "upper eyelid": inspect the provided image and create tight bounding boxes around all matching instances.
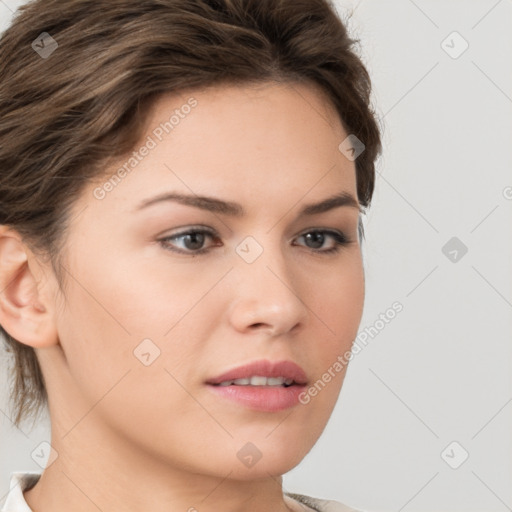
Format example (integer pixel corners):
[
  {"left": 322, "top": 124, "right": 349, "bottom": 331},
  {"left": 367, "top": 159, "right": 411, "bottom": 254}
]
[{"left": 160, "top": 226, "right": 347, "bottom": 238}]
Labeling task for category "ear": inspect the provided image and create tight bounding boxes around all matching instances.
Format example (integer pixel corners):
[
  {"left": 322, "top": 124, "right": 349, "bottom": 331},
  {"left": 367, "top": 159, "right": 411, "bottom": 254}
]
[{"left": 0, "top": 225, "right": 59, "bottom": 348}]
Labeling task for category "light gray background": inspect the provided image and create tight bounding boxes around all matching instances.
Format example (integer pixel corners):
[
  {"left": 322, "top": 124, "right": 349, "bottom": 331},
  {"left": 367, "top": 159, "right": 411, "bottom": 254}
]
[{"left": 1, "top": 1, "right": 511, "bottom": 511}]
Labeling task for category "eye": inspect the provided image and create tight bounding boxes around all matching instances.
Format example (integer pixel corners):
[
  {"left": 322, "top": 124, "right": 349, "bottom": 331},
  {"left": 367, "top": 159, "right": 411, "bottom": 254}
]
[
  {"left": 158, "top": 227, "right": 219, "bottom": 255},
  {"left": 293, "top": 229, "right": 350, "bottom": 254},
  {"left": 158, "top": 227, "right": 351, "bottom": 256}
]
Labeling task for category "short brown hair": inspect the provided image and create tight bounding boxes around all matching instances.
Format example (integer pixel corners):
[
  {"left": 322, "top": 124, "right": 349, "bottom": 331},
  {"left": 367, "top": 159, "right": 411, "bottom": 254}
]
[{"left": 0, "top": 0, "right": 381, "bottom": 428}]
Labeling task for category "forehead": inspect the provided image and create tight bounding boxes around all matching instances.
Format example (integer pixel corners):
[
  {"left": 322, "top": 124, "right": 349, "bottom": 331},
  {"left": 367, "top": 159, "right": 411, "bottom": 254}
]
[
  {"left": 149, "top": 79, "right": 346, "bottom": 145},
  {"left": 81, "top": 80, "right": 357, "bottom": 217}
]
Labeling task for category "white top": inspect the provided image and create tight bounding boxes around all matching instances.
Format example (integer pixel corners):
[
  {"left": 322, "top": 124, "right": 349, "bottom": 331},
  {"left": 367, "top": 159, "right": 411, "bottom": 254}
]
[{"left": 1, "top": 472, "right": 364, "bottom": 512}]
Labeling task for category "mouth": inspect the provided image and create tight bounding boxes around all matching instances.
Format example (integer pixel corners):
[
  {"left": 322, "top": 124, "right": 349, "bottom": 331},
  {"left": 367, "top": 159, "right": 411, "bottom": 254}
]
[
  {"left": 205, "top": 359, "right": 308, "bottom": 412},
  {"left": 214, "top": 376, "right": 296, "bottom": 387}
]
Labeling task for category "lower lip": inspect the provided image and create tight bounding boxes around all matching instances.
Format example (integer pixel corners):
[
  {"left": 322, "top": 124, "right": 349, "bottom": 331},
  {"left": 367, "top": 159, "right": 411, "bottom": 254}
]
[{"left": 206, "top": 384, "right": 307, "bottom": 412}]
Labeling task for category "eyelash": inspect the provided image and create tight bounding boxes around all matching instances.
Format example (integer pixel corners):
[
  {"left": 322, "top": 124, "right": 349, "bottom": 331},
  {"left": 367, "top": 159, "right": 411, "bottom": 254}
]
[{"left": 157, "top": 227, "right": 351, "bottom": 256}]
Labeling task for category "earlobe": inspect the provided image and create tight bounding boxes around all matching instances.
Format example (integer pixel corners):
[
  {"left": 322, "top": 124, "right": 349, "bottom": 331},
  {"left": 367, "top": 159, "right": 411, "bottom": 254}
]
[{"left": 0, "top": 226, "right": 59, "bottom": 348}]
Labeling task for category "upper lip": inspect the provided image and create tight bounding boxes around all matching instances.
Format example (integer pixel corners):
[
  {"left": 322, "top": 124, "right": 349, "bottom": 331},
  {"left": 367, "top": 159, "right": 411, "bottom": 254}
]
[{"left": 206, "top": 359, "right": 308, "bottom": 385}]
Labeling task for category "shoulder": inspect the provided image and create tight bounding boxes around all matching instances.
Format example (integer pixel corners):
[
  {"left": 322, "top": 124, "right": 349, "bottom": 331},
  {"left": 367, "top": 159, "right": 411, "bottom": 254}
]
[
  {"left": 285, "top": 491, "right": 367, "bottom": 512},
  {"left": 1, "top": 472, "right": 41, "bottom": 512}
]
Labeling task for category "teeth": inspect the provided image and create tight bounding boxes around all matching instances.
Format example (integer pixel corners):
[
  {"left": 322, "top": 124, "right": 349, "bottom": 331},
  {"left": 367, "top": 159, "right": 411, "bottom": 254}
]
[
  {"left": 233, "top": 378, "right": 250, "bottom": 385},
  {"left": 217, "top": 376, "right": 295, "bottom": 387},
  {"left": 250, "top": 376, "right": 268, "bottom": 386},
  {"left": 266, "top": 377, "right": 285, "bottom": 386}
]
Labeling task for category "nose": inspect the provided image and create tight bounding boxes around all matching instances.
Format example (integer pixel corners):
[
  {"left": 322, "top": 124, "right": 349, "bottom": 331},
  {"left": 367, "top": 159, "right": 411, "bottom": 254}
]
[{"left": 227, "top": 240, "right": 309, "bottom": 337}]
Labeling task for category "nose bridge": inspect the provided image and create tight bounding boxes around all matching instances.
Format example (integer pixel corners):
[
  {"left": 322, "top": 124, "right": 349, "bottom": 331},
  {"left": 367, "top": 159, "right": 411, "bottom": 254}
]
[
  {"left": 229, "top": 232, "right": 307, "bottom": 334},
  {"left": 235, "top": 233, "right": 293, "bottom": 291}
]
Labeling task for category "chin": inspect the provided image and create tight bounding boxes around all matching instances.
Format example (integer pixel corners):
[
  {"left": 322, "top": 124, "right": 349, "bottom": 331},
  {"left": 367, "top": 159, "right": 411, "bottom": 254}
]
[
  {"left": 224, "top": 454, "right": 305, "bottom": 481},
  {"left": 223, "top": 434, "right": 313, "bottom": 481}
]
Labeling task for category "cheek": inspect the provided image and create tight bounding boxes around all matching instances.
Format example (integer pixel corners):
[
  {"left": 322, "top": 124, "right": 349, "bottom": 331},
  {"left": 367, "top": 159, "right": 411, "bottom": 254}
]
[
  {"left": 54, "top": 287, "right": 130, "bottom": 402},
  {"left": 54, "top": 251, "right": 210, "bottom": 404},
  {"left": 53, "top": 278, "right": 200, "bottom": 443},
  {"left": 52, "top": 257, "right": 144, "bottom": 405},
  {"left": 299, "top": 254, "right": 364, "bottom": 394},
  {"left": 303, "top": 256, "right": 364, "bottom": 411},
  {"left": 309, "top": 253, "right": 365, "bottom": 346}
]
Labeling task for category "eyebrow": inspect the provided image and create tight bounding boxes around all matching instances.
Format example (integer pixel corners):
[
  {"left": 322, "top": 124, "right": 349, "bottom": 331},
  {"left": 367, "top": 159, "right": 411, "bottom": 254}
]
[{"left": 134, "top": 190, "right": 361, "bottom": 217}]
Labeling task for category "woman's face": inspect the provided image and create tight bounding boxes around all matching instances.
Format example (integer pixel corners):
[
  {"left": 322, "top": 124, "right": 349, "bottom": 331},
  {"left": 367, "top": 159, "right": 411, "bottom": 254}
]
[{"left": 41, "top": 81, "right": 364, "bottom": 478}]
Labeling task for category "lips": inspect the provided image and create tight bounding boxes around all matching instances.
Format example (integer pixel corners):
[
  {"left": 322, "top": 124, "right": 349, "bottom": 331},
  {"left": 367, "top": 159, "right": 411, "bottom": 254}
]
[
  {"left": 205, "top": 359, "right": 308, "bottom": 412},
  {"left": 205, "top": 359, "right": 308, "bottom": 386}
]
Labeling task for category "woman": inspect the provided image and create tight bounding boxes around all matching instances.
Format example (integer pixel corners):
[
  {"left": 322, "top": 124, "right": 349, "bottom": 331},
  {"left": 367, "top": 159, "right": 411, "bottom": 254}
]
[{"left": 0, "top": 0, "right": 381, "bottom": 510}]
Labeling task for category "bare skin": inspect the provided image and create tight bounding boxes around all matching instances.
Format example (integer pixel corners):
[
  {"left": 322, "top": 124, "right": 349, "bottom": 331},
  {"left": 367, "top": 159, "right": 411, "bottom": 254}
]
[{"left": 0, "top": 80, "right": 364, "bottom": 512}]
